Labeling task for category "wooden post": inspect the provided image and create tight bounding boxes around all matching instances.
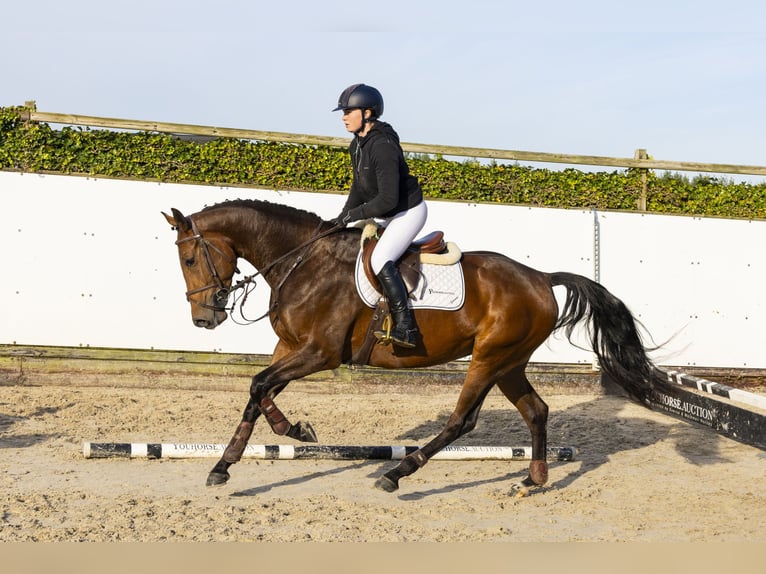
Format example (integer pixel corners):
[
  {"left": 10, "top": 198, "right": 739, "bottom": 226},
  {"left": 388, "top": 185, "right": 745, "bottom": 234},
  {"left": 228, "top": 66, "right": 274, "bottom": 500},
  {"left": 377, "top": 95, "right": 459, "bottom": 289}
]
[
  {"left": 634, "top": 148, "right": 648, "bottom": 211},
  {"left": 18, "top": 101, "right": 37, "bottom": 124}
]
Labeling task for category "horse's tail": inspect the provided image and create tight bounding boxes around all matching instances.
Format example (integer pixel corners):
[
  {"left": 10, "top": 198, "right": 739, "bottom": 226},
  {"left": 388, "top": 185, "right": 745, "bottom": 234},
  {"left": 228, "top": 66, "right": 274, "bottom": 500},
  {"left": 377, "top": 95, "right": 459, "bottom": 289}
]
[{"left": 549, "top": 271, "right": 663, "bottom": 406}]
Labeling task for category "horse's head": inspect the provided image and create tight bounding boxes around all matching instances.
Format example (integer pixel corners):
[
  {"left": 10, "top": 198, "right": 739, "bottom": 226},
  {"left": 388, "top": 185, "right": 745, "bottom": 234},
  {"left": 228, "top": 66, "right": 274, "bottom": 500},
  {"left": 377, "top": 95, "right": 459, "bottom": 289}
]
[{"left": 162, "top": 208, "right": 239, "bottom": 329}]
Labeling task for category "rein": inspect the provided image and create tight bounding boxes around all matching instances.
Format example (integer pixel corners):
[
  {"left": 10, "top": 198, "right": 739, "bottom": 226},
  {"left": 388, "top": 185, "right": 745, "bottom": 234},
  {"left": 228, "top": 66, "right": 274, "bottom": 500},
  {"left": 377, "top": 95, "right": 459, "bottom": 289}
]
[{"left": 178, "top": 217, "right": 341, "bottom": 324}]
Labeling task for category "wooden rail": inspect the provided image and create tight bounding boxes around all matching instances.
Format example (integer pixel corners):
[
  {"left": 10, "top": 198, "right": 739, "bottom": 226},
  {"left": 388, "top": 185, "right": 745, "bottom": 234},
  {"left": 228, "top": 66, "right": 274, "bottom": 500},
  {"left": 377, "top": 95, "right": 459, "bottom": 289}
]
[
  {"left": 2, "top": 345, "right": 763, "bottom": 391},
  {"left": 20, "top": 107, "right": 766, "bottom": 177}
]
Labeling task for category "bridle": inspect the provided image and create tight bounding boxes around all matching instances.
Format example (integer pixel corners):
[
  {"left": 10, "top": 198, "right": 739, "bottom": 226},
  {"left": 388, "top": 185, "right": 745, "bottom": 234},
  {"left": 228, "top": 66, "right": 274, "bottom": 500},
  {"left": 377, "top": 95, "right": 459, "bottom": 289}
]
[
  {"left": 175, "top": 217, "right": 240, "bottom": 313},
  {"left": 175, "top": 216, "right": 343, "bottom": 323}
]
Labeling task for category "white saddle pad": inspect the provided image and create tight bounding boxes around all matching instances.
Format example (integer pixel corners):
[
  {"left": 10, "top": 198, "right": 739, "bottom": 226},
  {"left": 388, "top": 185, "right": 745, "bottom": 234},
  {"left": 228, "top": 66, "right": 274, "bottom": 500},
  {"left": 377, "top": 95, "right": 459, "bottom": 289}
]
[{"left": 355, "top": 252, "right": 465, "bottom": 310}]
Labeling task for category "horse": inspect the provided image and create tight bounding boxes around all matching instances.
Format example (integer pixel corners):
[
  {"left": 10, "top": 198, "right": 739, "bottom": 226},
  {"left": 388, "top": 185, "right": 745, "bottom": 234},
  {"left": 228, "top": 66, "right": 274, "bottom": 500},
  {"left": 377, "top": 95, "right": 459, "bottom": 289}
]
[{"left": 162, "top": 198, "right": 666, "bottom": 494}]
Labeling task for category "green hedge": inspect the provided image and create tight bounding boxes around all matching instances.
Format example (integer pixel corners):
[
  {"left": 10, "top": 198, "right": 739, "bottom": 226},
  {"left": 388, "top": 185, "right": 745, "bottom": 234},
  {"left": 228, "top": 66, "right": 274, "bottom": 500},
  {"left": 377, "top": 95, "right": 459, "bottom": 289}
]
[{"left": 2, "top": 106, "right": 764, "bottom": 219}]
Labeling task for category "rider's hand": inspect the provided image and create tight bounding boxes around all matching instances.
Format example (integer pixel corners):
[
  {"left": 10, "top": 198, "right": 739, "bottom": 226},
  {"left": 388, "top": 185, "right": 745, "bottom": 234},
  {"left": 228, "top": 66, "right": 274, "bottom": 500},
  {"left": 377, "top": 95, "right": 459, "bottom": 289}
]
[{"left": 330, "top": 213, "right": 351, "bottom": 227}]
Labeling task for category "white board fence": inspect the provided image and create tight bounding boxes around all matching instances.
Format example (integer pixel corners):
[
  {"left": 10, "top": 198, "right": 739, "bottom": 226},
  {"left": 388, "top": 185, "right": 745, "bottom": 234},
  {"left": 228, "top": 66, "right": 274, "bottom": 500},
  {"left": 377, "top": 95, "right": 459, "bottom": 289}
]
[{"left": 1, "top": 171, "right": 763, "bottom": 369}]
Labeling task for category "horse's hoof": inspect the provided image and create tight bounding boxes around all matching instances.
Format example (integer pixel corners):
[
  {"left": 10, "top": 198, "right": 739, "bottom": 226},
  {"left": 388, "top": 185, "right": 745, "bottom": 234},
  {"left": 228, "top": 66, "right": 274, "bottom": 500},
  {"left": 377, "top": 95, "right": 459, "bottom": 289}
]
[
  {"left": 287, "top": 420, "right": 318, "bottom": 443},
  {"left": 206, "top": 471, "right": 230, "bottom": 487},
  {"left": 374, "top": 475, "right": 399, "bottom": 493}
]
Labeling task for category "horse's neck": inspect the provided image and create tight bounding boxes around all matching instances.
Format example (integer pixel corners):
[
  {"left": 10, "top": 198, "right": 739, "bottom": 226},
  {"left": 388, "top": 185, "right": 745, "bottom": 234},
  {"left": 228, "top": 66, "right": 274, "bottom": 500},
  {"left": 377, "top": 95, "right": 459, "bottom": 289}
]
[{"left": 214, "top": 207, "right": 318, "bottom": 273}]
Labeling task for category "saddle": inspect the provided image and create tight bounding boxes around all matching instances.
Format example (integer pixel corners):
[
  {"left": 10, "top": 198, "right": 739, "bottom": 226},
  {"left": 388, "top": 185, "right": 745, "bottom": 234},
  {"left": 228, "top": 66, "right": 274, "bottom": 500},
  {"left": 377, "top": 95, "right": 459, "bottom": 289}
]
[
  {"left": 360, "top": 224, "right": 459, "bottom": 293},
  {"left": 351, "top": 223, "right": 462, "bottom": 366}
]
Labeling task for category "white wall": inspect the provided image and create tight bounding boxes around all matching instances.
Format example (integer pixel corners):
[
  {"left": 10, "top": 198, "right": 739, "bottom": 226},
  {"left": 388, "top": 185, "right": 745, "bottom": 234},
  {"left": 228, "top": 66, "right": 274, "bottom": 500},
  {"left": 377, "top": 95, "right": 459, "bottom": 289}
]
[{"left": 1, "top": 171, "right": 763, "bottom": 368}]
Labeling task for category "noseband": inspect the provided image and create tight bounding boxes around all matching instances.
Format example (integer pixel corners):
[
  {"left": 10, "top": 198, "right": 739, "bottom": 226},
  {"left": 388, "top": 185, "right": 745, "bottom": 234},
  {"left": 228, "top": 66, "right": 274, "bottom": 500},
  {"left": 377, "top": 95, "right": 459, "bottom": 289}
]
[{"left": 175, "top": 217, "right": 240, "bottom": 312}]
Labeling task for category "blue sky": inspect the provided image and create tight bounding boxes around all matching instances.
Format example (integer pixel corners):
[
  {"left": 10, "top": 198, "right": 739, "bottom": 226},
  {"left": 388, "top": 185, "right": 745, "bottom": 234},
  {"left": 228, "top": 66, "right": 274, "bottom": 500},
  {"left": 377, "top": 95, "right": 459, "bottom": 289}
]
[{"left": 4, "top": 1, "right": 766, "bottom": 180}]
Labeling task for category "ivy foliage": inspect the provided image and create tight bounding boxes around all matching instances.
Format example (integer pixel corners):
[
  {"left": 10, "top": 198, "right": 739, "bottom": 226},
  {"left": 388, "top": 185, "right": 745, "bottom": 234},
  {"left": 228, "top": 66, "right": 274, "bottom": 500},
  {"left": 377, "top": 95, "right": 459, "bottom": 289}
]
[{"left": 1, "top": 106, "right": 764, "bottom": 219}]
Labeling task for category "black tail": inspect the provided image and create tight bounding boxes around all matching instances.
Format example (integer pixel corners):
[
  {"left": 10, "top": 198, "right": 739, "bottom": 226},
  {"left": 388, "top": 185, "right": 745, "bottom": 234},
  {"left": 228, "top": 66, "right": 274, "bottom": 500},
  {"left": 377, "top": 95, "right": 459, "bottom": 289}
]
[{"left": 550, "top": 271, "right": 663, "bottom": 406}]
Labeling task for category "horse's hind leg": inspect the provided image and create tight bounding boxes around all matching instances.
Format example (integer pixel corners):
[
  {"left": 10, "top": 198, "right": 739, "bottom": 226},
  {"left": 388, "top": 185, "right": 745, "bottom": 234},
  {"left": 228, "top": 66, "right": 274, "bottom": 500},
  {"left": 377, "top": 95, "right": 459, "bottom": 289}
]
[
  {"left": 374, "top": 366, "right": 494, "bottom": 493},
  {"left": 496, "top": 365, "right": 549, "bottom": 490}
]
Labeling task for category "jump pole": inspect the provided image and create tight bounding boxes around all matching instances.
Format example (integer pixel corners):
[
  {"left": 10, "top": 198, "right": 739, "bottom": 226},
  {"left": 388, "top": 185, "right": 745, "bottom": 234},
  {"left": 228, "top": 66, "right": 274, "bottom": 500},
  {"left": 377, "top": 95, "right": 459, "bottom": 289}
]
[
  {"left": 609, "top": 368, "right": 766, "bottom": 451},
  {"left": 662, "top": 370, "right": 766, "bottom": 411},
  {"left": 83, "top": 443, "right": 578, "bottom": 462}
]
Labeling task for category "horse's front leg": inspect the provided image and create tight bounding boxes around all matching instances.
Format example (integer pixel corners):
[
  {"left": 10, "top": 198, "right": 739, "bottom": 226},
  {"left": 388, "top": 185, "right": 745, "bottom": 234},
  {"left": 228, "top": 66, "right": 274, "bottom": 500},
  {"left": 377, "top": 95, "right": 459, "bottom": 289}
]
[
  {"left": 206, "top": 344, "right": 336, "bottom": 487},
  {"left": 258, "top": 385, "right": 318, "bottom": 443},
  {"left": 207, "top": 396, "right": 261, "bottom": 486}
]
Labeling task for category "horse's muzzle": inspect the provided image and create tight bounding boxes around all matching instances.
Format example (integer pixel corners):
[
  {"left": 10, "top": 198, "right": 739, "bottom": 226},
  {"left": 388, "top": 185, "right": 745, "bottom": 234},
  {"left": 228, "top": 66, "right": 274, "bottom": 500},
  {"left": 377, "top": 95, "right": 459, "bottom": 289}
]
[{"left": 192, "top": 310, "right": 228, "bottom": 329}]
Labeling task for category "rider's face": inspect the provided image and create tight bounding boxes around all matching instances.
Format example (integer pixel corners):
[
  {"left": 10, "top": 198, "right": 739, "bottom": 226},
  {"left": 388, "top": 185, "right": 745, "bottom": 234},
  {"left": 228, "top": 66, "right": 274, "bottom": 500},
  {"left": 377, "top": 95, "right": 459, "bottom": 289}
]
[{"left": 342, "top": 108, "right": 366, "bottom": 134}]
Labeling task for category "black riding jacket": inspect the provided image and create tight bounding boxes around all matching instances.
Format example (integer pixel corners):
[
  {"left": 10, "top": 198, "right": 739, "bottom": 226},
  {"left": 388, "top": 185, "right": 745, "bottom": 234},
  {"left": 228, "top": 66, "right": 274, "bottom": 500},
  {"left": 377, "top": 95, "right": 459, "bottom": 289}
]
[{"left": 339, "top": 122, "right": 423, "bottom": 221}]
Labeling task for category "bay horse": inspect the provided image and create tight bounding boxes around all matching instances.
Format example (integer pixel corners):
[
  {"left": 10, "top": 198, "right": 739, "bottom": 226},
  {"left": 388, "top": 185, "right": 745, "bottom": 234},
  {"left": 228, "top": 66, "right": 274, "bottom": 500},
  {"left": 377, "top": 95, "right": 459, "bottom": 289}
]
[{"left": 162, "top": 199, "right": 664, "bottom": 494}]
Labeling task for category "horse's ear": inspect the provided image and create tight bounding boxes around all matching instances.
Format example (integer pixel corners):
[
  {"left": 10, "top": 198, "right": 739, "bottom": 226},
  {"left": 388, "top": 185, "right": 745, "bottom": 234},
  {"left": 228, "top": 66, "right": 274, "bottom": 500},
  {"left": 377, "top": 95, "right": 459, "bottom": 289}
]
[{"left": 162, "top": 208, "right": 191, "bottom": 232}]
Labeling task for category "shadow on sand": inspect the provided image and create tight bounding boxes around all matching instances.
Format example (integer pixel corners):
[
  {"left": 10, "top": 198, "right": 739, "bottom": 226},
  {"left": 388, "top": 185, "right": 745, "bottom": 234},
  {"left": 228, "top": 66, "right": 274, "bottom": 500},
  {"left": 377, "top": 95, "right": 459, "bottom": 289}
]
[{"left": 226, "top": 388, "right": 736, "bottom": 499}]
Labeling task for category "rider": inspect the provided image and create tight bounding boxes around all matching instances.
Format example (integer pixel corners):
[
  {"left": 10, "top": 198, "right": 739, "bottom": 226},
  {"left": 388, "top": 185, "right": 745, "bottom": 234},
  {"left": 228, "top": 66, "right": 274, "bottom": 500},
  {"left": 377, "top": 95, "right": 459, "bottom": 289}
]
[{"left": 330, "top": 83, "right": 427, "bottom": 348}]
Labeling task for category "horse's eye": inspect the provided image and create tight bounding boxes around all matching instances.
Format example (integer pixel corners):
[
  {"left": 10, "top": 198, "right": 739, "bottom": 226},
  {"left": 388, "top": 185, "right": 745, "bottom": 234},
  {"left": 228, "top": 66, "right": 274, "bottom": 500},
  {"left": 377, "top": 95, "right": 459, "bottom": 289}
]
[{"left": 185, "top": 257, "right": 196, "bottom": 267}]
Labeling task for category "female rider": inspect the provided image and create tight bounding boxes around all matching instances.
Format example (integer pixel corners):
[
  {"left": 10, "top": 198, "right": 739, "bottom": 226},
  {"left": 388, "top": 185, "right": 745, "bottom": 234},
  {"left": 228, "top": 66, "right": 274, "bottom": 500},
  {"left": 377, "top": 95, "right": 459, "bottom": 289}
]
[{"left": 331, "top": 83, "right": 427, "bottom": 348}]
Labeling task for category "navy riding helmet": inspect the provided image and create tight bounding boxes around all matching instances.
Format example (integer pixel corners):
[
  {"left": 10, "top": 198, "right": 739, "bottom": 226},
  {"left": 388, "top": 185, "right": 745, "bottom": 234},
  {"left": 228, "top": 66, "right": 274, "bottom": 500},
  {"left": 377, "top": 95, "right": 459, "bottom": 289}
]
[{"left": 332, "top": 84, "right": 384, "bottom": 118}]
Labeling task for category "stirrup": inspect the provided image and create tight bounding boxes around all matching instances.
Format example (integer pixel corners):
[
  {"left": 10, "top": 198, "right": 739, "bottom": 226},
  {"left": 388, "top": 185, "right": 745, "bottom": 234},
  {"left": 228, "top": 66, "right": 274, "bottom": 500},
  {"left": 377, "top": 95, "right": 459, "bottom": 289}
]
[
  {"left": 374, "top": 315, "right": 393, "bottom": 345},
  {"left": 375, "top": 316, "right": 417, "bottom": 348}
]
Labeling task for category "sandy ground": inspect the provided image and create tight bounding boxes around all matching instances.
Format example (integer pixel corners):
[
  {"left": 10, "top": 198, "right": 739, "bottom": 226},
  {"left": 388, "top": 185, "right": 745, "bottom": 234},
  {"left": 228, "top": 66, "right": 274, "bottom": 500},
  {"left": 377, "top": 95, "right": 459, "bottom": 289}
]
[{"left": 1, "top": 378, "right": 764, "bottom": 543}]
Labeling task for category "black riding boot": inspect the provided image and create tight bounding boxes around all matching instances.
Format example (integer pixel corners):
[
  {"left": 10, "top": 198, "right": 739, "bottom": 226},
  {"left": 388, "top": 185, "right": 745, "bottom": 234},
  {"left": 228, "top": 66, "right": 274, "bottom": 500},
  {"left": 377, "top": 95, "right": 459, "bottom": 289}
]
[{"left": 374, "top": 261, "right": 418, "bottom": 348}]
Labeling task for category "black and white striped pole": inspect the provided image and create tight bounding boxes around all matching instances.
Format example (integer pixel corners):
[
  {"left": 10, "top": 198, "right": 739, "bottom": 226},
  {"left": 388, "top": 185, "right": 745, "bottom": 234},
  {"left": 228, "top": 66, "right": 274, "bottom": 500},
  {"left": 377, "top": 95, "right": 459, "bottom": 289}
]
[{"left": 83, "top": 443, "right": 578, "bottom": 462}]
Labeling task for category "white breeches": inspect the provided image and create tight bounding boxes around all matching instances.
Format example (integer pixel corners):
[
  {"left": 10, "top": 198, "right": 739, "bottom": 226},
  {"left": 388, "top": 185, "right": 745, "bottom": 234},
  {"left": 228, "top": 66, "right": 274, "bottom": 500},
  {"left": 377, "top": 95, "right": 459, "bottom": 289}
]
[{"left": 370, "top": 200, "right": 428, "bottom": 274}]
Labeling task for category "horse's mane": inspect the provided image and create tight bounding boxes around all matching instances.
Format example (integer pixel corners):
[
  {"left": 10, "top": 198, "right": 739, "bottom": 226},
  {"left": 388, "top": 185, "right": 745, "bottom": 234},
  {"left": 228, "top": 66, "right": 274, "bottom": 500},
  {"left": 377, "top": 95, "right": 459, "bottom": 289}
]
[
  {"left": 199, "top": 199, "right": 359, "bottom": 262},
  {"left": 201, "top": 198, "right": 323, "bottom": 226}
]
